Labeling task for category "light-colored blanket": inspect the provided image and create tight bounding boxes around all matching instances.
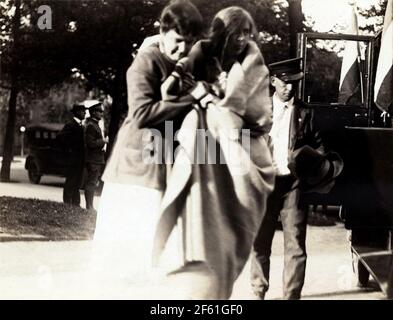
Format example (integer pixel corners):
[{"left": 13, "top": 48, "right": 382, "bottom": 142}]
[
  {"left": 215, "top": 41, "right": 272, "bottom": 133},
  {"left": 152, "top": 42, "right": 275, "bottom": 299}
]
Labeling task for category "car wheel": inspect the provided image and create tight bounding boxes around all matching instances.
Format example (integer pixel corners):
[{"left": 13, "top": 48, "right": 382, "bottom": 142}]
[{"left": 28, "top": 161, "right": 41, "bottom": 184}]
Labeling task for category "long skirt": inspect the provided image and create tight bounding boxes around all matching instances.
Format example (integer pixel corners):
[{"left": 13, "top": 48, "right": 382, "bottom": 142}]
[{"left": 86, "top": 182, "right": 184, "bottom": 299}]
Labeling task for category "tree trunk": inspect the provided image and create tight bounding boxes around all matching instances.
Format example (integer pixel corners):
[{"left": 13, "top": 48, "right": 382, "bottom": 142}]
[
  {"left": 106, "top": 61, "right": 128, "bottom": 158},
  {"left": 1, "top": 0, "right": 21, "bottom": 182},
  {"left": 288, "top": 0, "right": 303, "bottom": 57},
  {"left": 0, "top": 87, "right": 18, "bottom": 182}
]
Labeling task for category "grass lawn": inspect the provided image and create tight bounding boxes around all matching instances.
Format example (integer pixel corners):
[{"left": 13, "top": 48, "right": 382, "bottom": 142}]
[
  {"left": 0, "top": 195, "right": 339, "bottom": 241},
  {"left": 0, "top": 196, "right": 96, "bottom": 240}
]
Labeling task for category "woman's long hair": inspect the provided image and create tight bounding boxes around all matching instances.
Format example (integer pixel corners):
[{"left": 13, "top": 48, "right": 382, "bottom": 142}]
[{"left": 209, "top": 6, "right": 259, "bottom": 67}]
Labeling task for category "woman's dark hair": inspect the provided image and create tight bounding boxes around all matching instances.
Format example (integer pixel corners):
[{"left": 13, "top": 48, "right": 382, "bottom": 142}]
[
  {"left": 209, "top": 6, "right": 258, "bottom": 64},
  {"left": 160, "top": 0, "right": 204, "bottom": 38}
]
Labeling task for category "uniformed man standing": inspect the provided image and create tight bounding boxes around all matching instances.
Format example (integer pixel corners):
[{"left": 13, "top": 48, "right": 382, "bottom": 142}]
[
  {"left": 84, "top": 101, "right": 108, "bottom": 210},
  {"left": 251, "top": 58, "right": 324, "bottom": 300}
]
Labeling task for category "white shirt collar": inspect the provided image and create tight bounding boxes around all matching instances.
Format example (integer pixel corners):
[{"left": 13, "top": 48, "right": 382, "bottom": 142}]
[
  {"left": 270, "top": 93, "right": 294, "bottom": 176},
  {"left": 73, "top": 117, "right": 83, "bottom": 125},
  {"left": 273, "top": 93, "right": 294, "bottom": 109}
]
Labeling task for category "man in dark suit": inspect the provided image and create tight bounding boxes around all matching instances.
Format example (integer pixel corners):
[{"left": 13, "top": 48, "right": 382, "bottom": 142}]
[
  {"left": 251, "top": 58, "right": 325, "bottom": 300},
  {"left": 84, "top": 101, "right": 108, "bottom": 210},
  {"left": 57, "top": 103, "right": 86, "bottom": 206}
]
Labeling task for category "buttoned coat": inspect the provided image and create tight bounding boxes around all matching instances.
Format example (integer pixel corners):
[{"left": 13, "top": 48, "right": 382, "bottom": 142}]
[
  {"left": 57, "top": 118, "right": 85, "bottom": 165},
  {"left": 85, "top": 117, "right": 106, "bottom": 165}
]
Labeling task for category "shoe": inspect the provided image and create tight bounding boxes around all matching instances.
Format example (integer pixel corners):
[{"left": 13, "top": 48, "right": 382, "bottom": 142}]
[
  {"left": 253, "top": 290, "right": 266, "bottom": 300},
  {"left": 284, "top": 291, "right": 301, "bottom": 300}
]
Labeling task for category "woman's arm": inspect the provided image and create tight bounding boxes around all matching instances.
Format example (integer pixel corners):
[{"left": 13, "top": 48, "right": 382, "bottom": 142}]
[{"left": 127, "top": 51, "right": 196, "bottom": 129}]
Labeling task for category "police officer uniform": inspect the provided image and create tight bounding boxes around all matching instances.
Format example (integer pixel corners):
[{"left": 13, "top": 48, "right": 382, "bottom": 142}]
[
  {"left": 251, "top": 58, "right": 325, "bottom": 300},
  {"left": 84, "top": 102, "right": 107, "bottom": 210}
]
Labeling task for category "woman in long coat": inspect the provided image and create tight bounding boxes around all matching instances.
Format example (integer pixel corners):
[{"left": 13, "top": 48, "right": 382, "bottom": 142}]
[{"left": 152, "top": 6, "right": 275, "bottom": 299}]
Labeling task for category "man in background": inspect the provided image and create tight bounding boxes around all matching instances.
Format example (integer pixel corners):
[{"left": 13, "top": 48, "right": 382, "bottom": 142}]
[
  {"left": 84, "top": 101, "right": 108, "bottom": 210},
  {"left": 57, "top": 103, "right": 86, "bottom": 207}
]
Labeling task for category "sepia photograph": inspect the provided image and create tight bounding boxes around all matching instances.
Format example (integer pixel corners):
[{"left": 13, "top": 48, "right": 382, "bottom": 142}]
[{"left": 0, "top": 0, "right": 392, "bottom": 303}]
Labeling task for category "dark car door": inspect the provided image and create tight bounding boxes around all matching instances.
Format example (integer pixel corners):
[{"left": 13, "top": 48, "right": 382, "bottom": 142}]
[{"left": 296, "top": 32, "right": 379, "bottom": 206}]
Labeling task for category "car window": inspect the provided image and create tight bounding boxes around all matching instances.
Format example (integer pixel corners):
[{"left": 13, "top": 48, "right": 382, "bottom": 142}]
[{"left": 301, "top": 35, "right": 372, "bottom": 108}]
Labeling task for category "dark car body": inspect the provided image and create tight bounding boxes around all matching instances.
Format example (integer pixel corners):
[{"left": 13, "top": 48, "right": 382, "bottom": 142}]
[
  {"left": 296, "top": 31, "right": 385, "bottom": 208},
  {"left": 297, "top": 32, "right": 393, "bottom": 296},
  {"left": 24, "top": 123, "right": 73, "bottom": 184}
]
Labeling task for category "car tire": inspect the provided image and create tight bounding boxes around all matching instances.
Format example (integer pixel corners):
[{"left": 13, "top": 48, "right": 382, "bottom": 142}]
[{"left": 28, "top": 160, "right": 41, "bottom": 184}]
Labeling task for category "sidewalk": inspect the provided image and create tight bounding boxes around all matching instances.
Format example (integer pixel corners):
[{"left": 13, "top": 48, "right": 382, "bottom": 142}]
[{"left": 0, "top": 224, "right": 385, "bottom": 300}]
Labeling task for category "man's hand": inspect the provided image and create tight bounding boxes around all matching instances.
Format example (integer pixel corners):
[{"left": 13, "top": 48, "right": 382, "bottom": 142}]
[{"left": 102, "top": 136, "right": 109, "bottom": 152}]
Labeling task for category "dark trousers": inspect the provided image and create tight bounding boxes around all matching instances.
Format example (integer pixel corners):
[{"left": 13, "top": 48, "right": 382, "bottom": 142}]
[
  {"left": 63, "top": 162, "right": 84, "bottom": 206},
  {"left": 85, "top": 162, "right": 104, "bottom": 210},
  {"left": 251, "top": 175, "right": 308, "bottom": 300}
]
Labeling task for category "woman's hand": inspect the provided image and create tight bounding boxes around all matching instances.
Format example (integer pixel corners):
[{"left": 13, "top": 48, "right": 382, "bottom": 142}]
[
  {"left": 199, "top": 93, "right": 220, "bottom": 109},
  {"left": 217, "top": 71, "right": 227, "bottom": 92},
  {"left": 211, "top": 71, "right": 227, "bottom": 98}
]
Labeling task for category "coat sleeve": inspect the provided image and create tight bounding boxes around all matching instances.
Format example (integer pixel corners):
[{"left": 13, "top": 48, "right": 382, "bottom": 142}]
[
  {"left": 127, "top": 50, "right": 195, "bottom": 129},
  {"left": 85, "top": 124, "right": 105, "bottom": 150}
]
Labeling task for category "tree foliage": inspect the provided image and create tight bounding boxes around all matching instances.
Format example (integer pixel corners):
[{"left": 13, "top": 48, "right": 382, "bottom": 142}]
[
  {"left": 1, "top": 0, "right": 388, "bottom": 180},
  {"left": 1, "top": 0, "right": 298, "bottom": 99},
  {"left": 1, "top": 0, "right": 301, "bottom": 157},
  {"left": 358, "top": 0, "right": 387, "bottom": 34}
]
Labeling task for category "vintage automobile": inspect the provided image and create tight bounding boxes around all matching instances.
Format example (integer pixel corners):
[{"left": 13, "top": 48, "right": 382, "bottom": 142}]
[
  {"left": 297, "top": 31, "right": 393, "bottom": 297},
  {"left": 24, "top": 100, "right": 106, "bottom": 187},
  {"left": 24, "top": 122, "right": 71, "bottom": 184}
]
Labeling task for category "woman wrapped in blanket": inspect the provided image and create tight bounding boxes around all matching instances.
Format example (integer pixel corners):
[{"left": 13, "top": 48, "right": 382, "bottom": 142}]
[
  {"left": 86, "top": 0, "right": 206, "bottom": 299},
  {"left": 152, "top": 6, "right": 275, "bottom": 299}
]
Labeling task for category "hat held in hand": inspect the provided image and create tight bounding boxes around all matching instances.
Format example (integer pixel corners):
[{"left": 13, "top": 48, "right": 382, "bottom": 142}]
[{"left": 288, "top": 145, "right": 344, "bottom": 194}]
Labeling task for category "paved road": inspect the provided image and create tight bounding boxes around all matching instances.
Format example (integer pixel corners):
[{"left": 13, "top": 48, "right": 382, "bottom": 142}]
[{"left": 0, "top": 157, "right": 386, "bottom": 300}]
